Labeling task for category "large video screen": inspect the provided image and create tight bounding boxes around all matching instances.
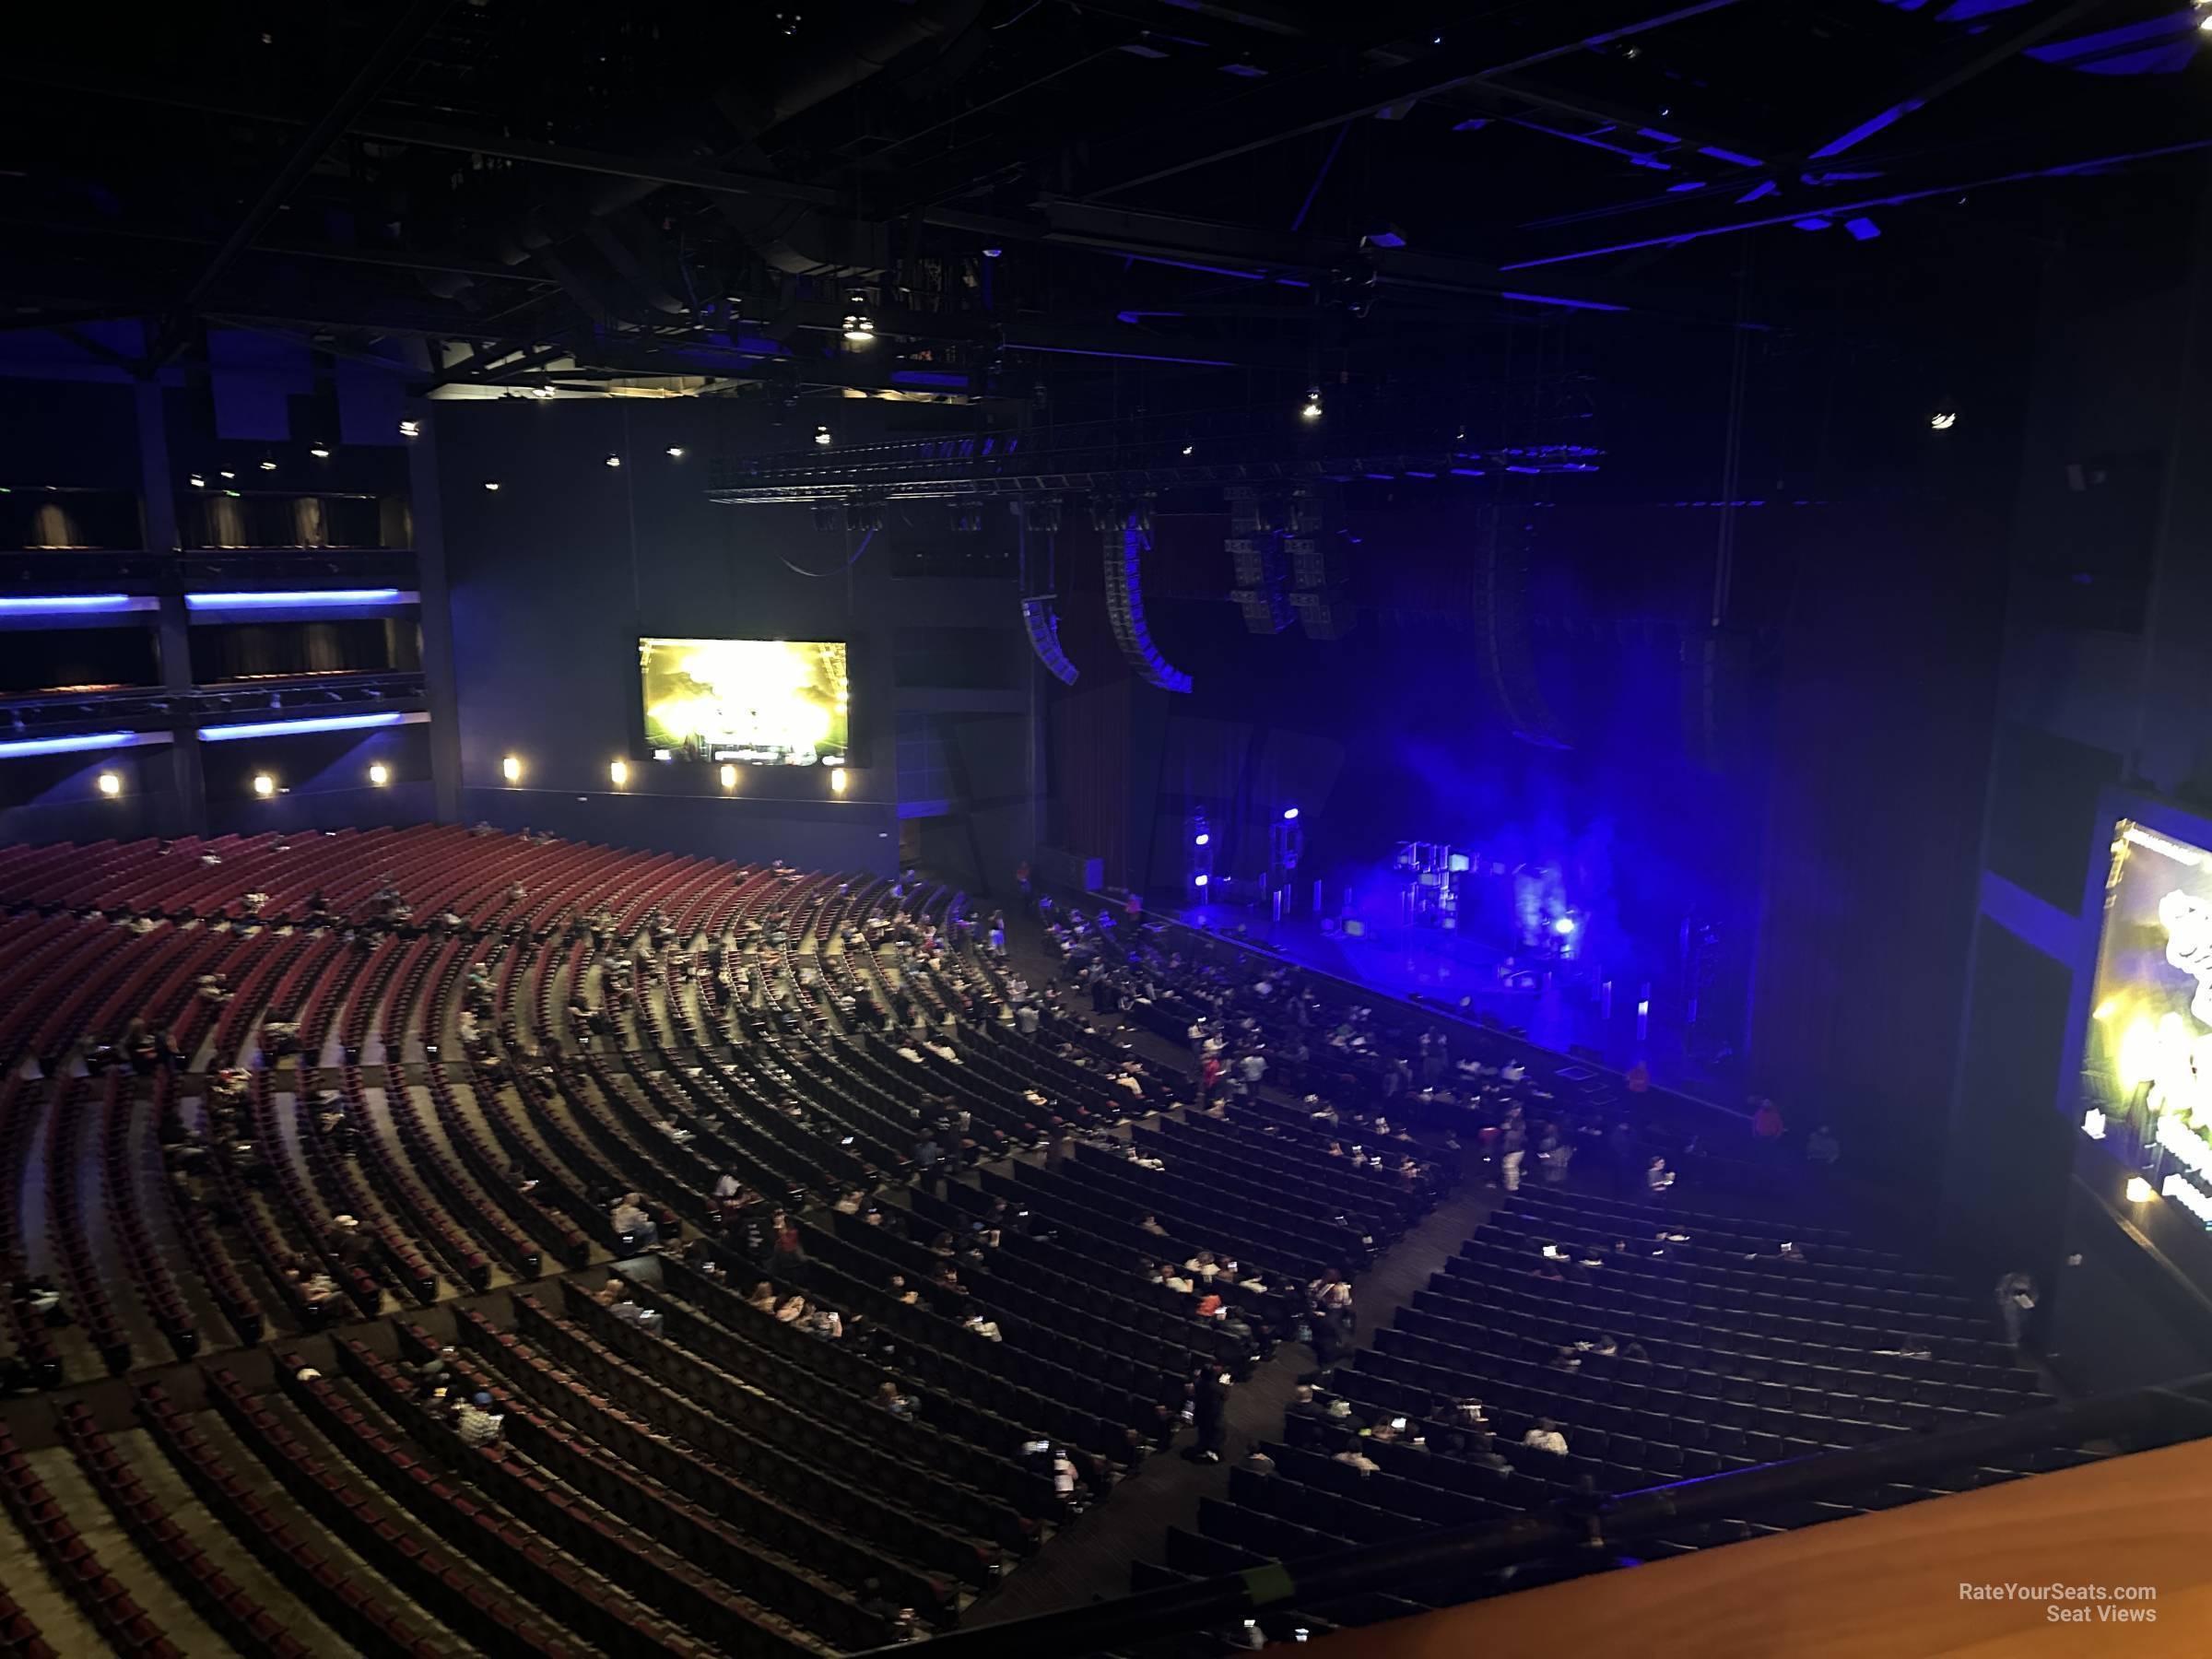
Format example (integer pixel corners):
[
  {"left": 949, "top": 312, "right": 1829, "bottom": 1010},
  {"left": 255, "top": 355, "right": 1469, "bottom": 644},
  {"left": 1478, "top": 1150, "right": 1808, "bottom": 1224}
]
[
  {"left": 638, "top": 637, "right": 849, "bottom": 766},
  {"left": 2083, "top": 818, "right": 2212, "bottom": 1227}
]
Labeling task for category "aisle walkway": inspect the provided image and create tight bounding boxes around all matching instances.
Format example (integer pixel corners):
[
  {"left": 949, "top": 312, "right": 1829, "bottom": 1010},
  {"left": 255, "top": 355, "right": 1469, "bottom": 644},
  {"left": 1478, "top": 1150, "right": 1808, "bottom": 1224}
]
[{"left": 964, "top": 1171, "right": 1497, "bottom": 1624}]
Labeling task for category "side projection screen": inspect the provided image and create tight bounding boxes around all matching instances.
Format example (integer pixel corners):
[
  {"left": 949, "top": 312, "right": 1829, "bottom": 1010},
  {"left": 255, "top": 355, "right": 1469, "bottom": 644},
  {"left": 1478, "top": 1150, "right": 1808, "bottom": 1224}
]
[
  {"left": 639, "top": 637, "right": 849, "bottom": 766},
  {"left": 2084, "top": 818, "right": 2212, "bottom": 1228}
]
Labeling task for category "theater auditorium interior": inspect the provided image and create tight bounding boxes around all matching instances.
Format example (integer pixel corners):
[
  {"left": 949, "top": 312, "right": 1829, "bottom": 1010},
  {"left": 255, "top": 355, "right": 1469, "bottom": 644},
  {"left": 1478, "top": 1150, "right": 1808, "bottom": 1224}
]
[{"left": 6, "top": 3, "right": 2212, "bottom": 1654}]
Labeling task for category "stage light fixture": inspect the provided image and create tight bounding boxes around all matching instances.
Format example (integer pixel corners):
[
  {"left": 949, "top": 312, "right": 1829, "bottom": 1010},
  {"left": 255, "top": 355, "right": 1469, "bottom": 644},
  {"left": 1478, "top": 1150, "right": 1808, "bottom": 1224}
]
[
  {"left": 720, "top": 763, "right": 737, "bottom": 790},
  {"left": 842, "top": 313, "right": 876, "bottom": 344},
  {"left": 1929, "top": 408, "right": 1958, "bottom": 430},
  {"left": 309, "top": 442, "right": 331, "bottom": 459},
  {"left": 2126, "top": 1177, "right": 2155, "bottom": 1203},
  {"left": 604, "top": 454, "right": 623, "bottom": 468},
  {"left": 369, "top": 762, "right": 390, "bottom": 787},
  {"left": 666, "top": 446, "right": 686, "bottom": 459},
  {"left": 0, "top": 594, "right": 141, "bottom": 615},
  {"left": 187, "top": 473, "right": 206, "bottom": 488},
  {"left": 1553, "top": 916, "right": 1577, "bottom": 935},
  {"left": 258, "top": 457, "right": 277, "bottom": 471},
  {"left": 830, "top": 767, "right": 848, "bottom": 794},
  {"left": 533, "top": 386, "right": 555, "bottom": 399},
  {"left": 219, "top": 469, "right": 237, "bottom": 480},
  {"left": 1194, "top": 833, "right": 1210, "bottom": 847},
  {"left": 1282, "top": 806, "right": 1300, "bottom": 820},
  {"left": 253, "top": 773, "right": 276, "bottom": 797},
  {"left": 982, "top": 247, "right": 1003, "bottom": 259},
  {"left": 483, "top": 479, "right": 502, "bottom": 491},
  {"left": 1300, "top": 387, "right": 1324, "bottom": 421},
  {"left": 609, "top": 759, "right": 628, "bottom": 787},
  {"left": 501, "top": 755, "right": 523, "bottom": 783},
  {"left": 399, "top": 418, "right": 420, "bottom": 438},
  {"left": 97, "top": 771, "right": 121, "bottom": 797},
  {"left": 814, "top": 425, "right": 833, "bottom": 446},
  {"left": 1181, "top": 443, "right": 1194, "bottom": 456},
  {"left": 810, "top": 501, "right": 841, "bottom": 531},
  {"left": 1194, "top": 874, "right": 1210, "bottom": 888}
]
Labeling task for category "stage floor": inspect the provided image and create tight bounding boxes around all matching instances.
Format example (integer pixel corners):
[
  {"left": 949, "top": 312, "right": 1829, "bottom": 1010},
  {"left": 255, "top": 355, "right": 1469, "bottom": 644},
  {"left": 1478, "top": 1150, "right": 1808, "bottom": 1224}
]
[{"left": 1162, "top": 902, "right": 1731, "bottom": 1097}]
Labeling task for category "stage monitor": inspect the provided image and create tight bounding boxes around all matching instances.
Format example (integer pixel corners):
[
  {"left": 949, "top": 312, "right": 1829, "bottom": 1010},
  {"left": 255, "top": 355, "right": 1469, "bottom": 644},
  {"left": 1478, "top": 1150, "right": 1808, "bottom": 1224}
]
[
  {"left": 638, "top": 637, "right": 849, "bottom": 766},
  {"left": 2084, "top": 818, "right": 2212, "bottom": 1219}
]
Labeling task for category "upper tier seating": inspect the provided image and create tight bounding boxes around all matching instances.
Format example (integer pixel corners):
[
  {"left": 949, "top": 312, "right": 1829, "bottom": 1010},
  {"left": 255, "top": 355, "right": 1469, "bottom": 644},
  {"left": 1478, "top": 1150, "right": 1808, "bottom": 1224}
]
[
  {"left": 0, "top": 827, "right": 1451, "bottom": 1653},
  {"left": 0, "top": 829, "right": 2125, "bottom": 1657}
]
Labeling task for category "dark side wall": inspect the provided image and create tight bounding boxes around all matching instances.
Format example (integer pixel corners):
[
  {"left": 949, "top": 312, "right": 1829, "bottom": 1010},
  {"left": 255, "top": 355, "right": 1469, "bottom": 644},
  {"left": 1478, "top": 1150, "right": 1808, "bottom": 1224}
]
[
  {"left": 1941, "top": 161, "right": 2212, "bottom": 1382},
  {"left": 432, "top": 396, "right": 1038, "bottom": 884}
]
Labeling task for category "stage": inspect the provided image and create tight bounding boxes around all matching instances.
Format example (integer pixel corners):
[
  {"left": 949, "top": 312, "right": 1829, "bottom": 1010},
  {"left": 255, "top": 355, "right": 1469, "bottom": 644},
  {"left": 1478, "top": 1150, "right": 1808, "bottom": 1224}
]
[{"left": 1159, "top": 900, "right": 1732, "bottom": 1099}]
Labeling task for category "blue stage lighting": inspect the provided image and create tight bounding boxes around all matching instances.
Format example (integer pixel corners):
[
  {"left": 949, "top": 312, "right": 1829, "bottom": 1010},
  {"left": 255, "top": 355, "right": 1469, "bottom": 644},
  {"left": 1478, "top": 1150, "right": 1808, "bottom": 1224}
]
[
  {"left": 198, "top": 712, "right": 409, "bottom": 742},
  {"left": 185, "top": 589, "right": 406, "bottom": 609},
  {"left": 0, "top": 731, "right": 142, "bottom": 759},
  {"left": 0, "top": 594, "right": 140, "bottom": 615}
]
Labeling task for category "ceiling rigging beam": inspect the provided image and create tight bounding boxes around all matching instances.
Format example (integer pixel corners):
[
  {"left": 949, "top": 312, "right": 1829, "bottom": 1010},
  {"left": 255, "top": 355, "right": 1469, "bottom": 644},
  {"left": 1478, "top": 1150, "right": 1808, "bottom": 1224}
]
[
  {"left": 1075, "top": 0, "right": 1747, "bottom": 199},
  {"left": 152, "top": 0, "right": 454, "bottom": 366}
]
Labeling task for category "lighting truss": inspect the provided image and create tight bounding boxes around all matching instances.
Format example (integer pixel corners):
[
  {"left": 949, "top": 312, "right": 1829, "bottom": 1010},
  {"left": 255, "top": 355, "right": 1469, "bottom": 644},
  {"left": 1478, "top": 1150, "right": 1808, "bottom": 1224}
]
[
  {"left": 1104, "top": 517, "right": 1193, "bottom": 694},
  {"left": 704, "top": 410, "right": 1604, "bottom": 508}
]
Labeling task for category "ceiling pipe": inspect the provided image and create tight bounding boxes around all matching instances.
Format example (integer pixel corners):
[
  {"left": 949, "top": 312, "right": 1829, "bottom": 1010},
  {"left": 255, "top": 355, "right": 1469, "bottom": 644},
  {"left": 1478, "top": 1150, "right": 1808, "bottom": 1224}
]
[{"left": 423, "top": 0, "right": 988, "bottom": 305}]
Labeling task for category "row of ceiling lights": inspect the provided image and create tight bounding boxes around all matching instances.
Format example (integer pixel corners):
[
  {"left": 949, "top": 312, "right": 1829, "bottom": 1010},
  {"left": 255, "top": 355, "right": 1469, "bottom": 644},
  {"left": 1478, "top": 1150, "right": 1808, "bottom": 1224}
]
[
  {"left": 500, "top": 754, "right": 848, "bottom": 794},
  {"left": 88, "top": 761, "right": 395, "bottom": 799},
  {"left": 97, "top": 756, "right": 853, "bottom": 798}
]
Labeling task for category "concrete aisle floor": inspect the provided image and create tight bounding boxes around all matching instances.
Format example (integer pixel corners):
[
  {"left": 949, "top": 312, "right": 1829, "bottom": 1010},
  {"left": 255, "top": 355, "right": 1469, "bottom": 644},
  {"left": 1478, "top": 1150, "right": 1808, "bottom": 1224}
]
[{"left": 964, "top": 1175, "right": 1498, "bottom": 1625}]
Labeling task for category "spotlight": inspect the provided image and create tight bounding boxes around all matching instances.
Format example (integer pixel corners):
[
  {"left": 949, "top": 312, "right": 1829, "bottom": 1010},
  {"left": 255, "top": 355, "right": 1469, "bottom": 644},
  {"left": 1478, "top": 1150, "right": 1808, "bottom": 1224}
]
[
  {"left": 309, "top": 442, "right": 331, "bottom": 459},
  {"left": 1929, "top": 408, "right": 1958, "bottom": 431},
  {"left": 665, "top": 446, "right": 686, "bottom": 459},
  {"left": 253, "top": 773, "right": 276, "bottom": 797},
  {"left": 399, "top": 418, "right": 420, "bottom": 439},
  {"left": 187, "top": 473, "right": 206, "bottom": 488},
  {"left": 1194, "top": 833, "right": 1210, "bottom": 847},
  {"left": 720, "top": 763, "right": 737, "bottom": 790},
  {"left": 604, "top": 454, "right": 623, "bottom": 468},
  {"left": 830, "top": 766, "right": 848, "bottom": 794},
  {"left": 1282, "top": 806, "right": 1300, "bottom": 820},
  {"left": 982, "top": 247, "right": 1003, "bottom": 259},
  {"left": 258, "top": 457, "right": 277, "bottom": 472},
  {"left": 1300, "top": 387, "right": 1324, "bottom": 421},
  {"left": 842, "top": 314, "right": 875, "bottom": 345},
  {"left": 483, "top": 479, "right": 502, "bottom": 491},
  {"left": 609, "top": 759, "right": 628, "bottom": 787},
  {"left": 1181, "top": 443, "right": 1194, "bottom": 457},
  {"left": 1194, "top": 873, "right": 1210, "bottom": 888},
  {"left": 1553, "top": 916, "right": 1577, "bottom": 935},
  {"left": 501, "top": 754, "right": 523, "bottom": 783},
  {"left": 2126, "top": 1176, "right": 2155, "bottom": 1203},
  {"left": 814, "top": 425, "right": 833, "bottom": 447},
  {"left": 97, "top": 771, "right": 121, "bottom": 797},
  {"left": 219, "top": 469, "right": 237, "bottom": 480},
  {"left": 368, "top": 762, "right": 390, "bottom": 787}
]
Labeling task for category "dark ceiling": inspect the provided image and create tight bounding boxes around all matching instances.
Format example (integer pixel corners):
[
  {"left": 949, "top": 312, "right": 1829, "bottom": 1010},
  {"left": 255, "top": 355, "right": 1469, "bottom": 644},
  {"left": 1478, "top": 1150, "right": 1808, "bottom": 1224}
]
[{"left": 1, "top": 0, "right": 2206, "bottom": 412}]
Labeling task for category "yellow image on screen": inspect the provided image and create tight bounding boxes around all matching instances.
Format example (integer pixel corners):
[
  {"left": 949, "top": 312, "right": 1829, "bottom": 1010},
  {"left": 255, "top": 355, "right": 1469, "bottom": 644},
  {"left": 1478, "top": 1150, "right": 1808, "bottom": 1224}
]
[{"left": 639, "top": 638, "right": 848, "bottom": 765}]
